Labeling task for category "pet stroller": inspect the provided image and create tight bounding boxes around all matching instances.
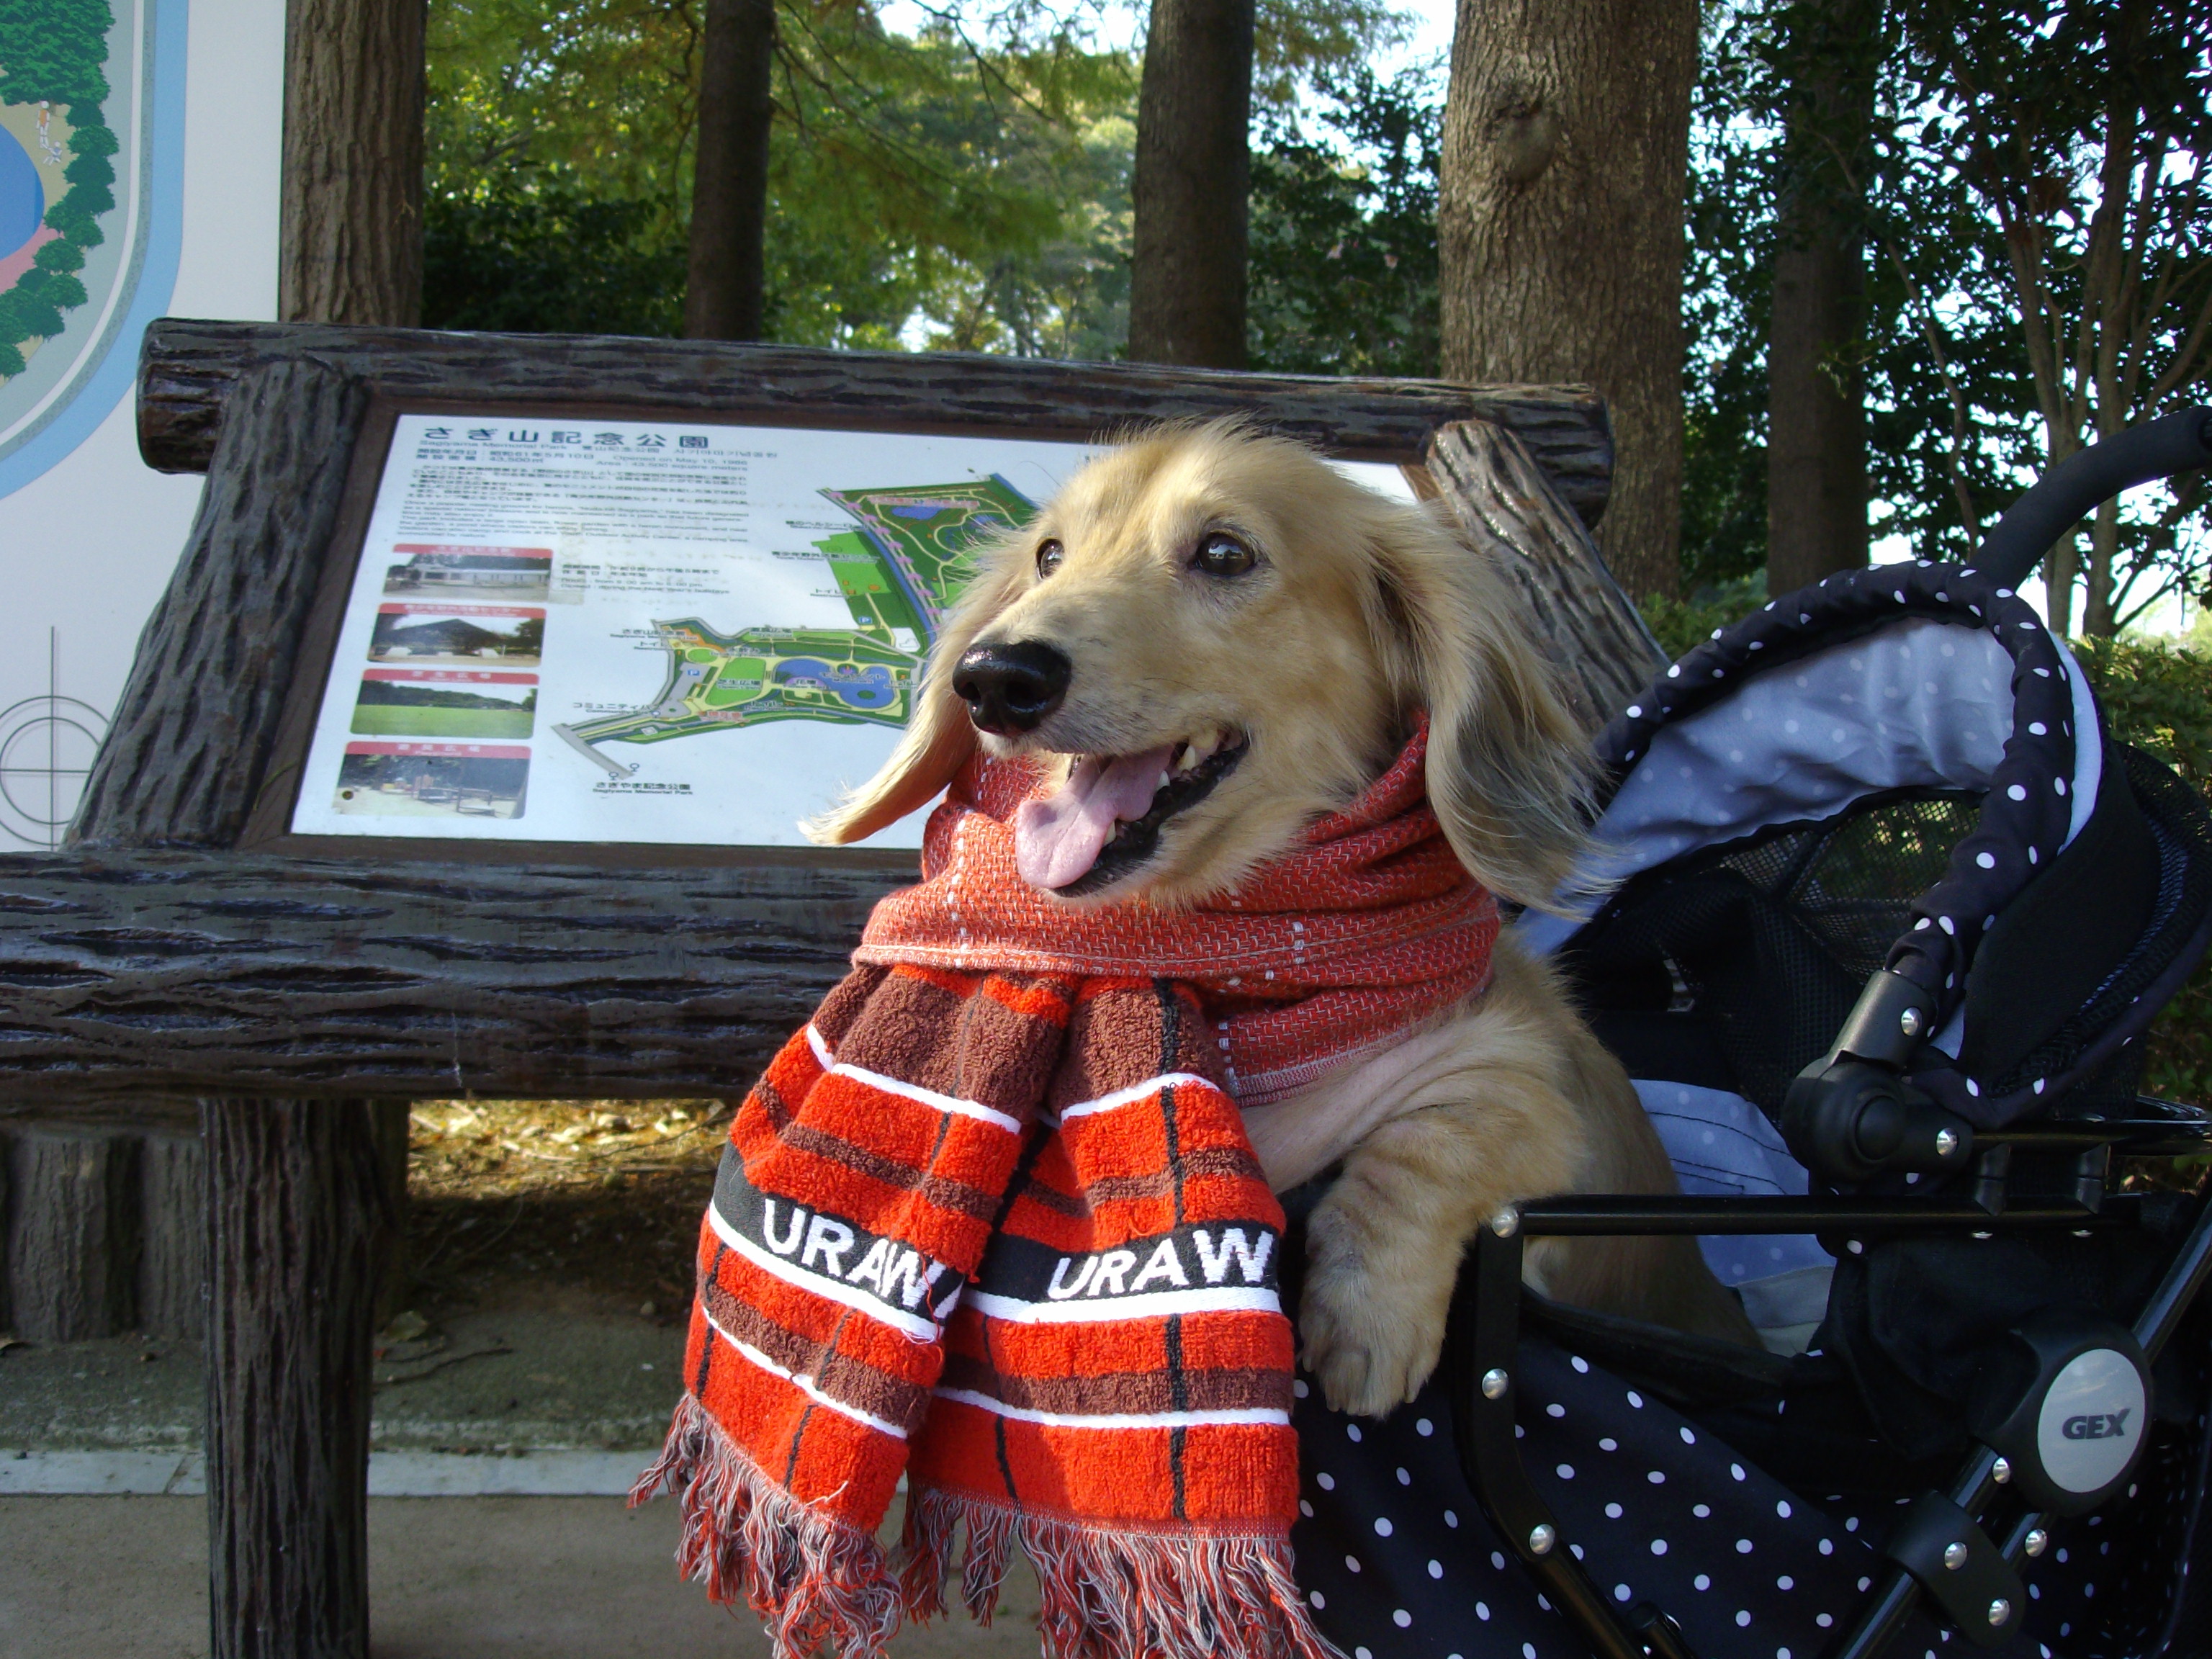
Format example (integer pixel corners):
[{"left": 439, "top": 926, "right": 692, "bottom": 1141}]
[{"left": 1285, "top": 408, "right": 2212, "bottom": 1659}]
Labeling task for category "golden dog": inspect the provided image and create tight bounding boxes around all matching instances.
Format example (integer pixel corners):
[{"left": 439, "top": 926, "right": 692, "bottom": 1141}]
[{"left": 811, "top": 421, "right": 1756, "bottom": 1416}]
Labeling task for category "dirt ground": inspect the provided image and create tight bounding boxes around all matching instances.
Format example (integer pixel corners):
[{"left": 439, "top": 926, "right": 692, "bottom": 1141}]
[{"left": 398, "top": 1097, "right": 732, "bottom": 1328}]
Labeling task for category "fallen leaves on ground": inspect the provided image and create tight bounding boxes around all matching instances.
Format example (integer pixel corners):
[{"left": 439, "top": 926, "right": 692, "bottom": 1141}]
[{"left": 405, "top": 1097, "right": 733, "bottom": 1321}]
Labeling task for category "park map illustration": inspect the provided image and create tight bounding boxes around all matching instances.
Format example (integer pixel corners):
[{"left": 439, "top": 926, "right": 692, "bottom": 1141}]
[{"left": 552, "top": 475, "right": 1035, "bottom": 777}]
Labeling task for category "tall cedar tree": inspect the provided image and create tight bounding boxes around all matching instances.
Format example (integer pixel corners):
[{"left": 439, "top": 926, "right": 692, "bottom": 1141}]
[
  {"left": 282, "top": 0, "right": 428, "bottom": 324},
  {"left": 1438, "top": 0, "right": 1701, "bottom": 599},
  {"left": 1766, "top": 0, "right": 1878, "bottom": 593},
  {"left": 686, "top": 0, "right": 776, "bottom": 339},
  {"left": 1128, "top": 0, "right": 1257, "bottom": 367}
]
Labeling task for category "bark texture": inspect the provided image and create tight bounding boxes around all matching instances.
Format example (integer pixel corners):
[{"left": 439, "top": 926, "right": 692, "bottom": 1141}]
[
  {"left": 0, "top": 848, "right": 899, "bottom": 1102},
  {"left": 138, "top": 1128, "right": 208, "bottom": 1339},
  {"left": 134, "top": 320, "right": 1618, "bottom": 524},
  {"left": 1765, "top": 0, "right": 1874, "bottom": 595},
  {"left": 1438, "top": 0, "right": 1700, "bottom": 595},
  {"left": 1767, "top": 235, "right": 1869, "bottom": 592},
  {"left": 2, "top": 1126, "right": 135, "bottom": 1341},
  {"left": 202, "top": 1098, "right": 384, "bottom": 1659},
  {"left": 685, "top": 0, "right": 777, "bottom": 341},
  {"left": 74, "top": 361, "right": 370, "bottom": 851},
  {"left": 1425, "top": 420, "right": 1665, "bottom": 732},
  {"left": 280, "top": 0, "right": 428, "bottom": 326},
  {"left": 1128, "top": 0, "right": 1256, "bottom": 367}
]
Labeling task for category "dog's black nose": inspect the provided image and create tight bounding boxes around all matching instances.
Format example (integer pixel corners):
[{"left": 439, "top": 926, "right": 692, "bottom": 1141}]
[{"left": 953, "top": 641, "right": 1070, "bottom": 734}]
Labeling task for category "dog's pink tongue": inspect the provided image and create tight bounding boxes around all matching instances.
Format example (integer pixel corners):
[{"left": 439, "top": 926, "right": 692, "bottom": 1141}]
[{"left": 1015, "top": 745, "right": 1177, "bottom": 889}]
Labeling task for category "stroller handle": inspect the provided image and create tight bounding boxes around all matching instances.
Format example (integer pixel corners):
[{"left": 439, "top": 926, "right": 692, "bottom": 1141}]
[{"left": 1977, "top": 405, "right": 2212, "bottom": 590}]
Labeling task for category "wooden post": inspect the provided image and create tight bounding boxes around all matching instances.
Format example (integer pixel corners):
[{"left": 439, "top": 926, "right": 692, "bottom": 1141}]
[
  {"left": 202, "top": 1098, "right": 385, "bottom": 1659},
  {"left": 1424, "top": 418, "right": 1667, "bottom": 734},
  {"left": 66, "top": 354, "right": 383, "bottom": 1659}
]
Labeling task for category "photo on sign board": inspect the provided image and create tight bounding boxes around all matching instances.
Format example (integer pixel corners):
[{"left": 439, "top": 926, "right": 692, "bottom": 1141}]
[
  {"left": 350, "top": 670, "right": 537, "bottom": 739},
  {"left": 369, "top": 604, "right": 545, "bottom": 667},
  {"left": 384, "top": 544, "right": 553, "bottom": 601},
  {"left": 333, "top": 746, "right": 529, "bottom": 820}
]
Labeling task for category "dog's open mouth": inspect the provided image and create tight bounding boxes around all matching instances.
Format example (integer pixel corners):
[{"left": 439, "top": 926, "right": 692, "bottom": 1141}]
[{"left": 1014, "top": 732, "right": 1248, "bottom": 894}]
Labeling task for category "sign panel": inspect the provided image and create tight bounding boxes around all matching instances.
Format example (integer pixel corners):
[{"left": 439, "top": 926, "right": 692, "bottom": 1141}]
[
  {"left": 0, "top": 0, "right": 285, "bottom": 848},
  {"left": 287, "top": 413, "right": 1413, "bottom": 850}
]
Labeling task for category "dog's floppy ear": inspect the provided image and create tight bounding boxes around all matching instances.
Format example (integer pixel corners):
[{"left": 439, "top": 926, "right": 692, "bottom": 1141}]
[
  {"left": 803, "top": 546, "right": 1023, "bottom": 846},
  {"left": 1364, "top": 503, "right": 1596, "bottom": 909}
]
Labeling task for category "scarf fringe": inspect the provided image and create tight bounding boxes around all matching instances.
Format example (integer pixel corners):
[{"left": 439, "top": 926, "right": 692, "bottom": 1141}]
[
  {"left": 901, "top": 1485, "right": 1343, "bottom": 1659},
  {"left": 632, "top": 1393, "right": 902, "bottom": 1659}
]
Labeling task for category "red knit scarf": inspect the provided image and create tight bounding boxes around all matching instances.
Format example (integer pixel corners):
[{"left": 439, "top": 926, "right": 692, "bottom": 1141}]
[{"left": 637, "top": 720, "right": 1496, "bottom": 1659}]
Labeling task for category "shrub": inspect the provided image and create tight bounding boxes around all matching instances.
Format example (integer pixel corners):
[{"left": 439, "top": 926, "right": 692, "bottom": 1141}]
[
  {"left": 2074, "top": 637, "right": 2212, "bottom": 1105},
  {"left": 1637, "top": 572, "right": 1769, "bottom": 660}
]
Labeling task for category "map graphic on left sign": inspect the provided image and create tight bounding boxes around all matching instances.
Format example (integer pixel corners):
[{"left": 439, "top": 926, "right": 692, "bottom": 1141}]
[{"left": 289, "top": 415, "right": 1097, "bottom": 848}]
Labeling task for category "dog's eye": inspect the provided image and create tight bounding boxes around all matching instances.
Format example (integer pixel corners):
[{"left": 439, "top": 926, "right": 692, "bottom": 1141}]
[
  {"left": 1035, "top": 539, "right": 1065, "bottom": 577},
  {"left": 1192, "top": 532, "right": 1256, "bottom": 578}
]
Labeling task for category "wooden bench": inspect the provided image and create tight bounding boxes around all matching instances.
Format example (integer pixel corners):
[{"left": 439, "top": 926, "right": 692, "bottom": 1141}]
[{"left": 0, "top": 318, "right": 1658, "bottom": 1658}]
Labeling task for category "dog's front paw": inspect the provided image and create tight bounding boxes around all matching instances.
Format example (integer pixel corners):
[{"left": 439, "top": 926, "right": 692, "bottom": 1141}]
[{"left": 1298, "top": 1197, "right": 1455, "bottom": 1418}]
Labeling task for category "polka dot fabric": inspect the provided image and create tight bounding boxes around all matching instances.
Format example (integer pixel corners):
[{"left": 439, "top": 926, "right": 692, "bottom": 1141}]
[
  {"left": 1287, "top": 1327, "right": 2188, "bottom": 1657},
  {"left": 1290, "top": 1333, "right": 1950, "bottom": 1658},
  {"left": 1593, "top": 562, "right": 2087, "bottom": 1129}
]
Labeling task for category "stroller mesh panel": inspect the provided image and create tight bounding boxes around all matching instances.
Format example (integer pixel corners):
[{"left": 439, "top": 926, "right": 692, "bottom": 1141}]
[
  {"left": 1717, "top": 793, "right": 1981, "bottom": 981},
  {"left": 1571, "top": 791, "right": 1982, "bottom": 1112},
  {"left": 1986, "top": 745, "right": 2212, "bottom": 1104}
]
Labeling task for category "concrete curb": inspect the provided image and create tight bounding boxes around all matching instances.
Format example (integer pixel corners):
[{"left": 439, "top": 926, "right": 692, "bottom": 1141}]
[{"left": 0, "top": 1447, "right": 654, "bottom": 1496}]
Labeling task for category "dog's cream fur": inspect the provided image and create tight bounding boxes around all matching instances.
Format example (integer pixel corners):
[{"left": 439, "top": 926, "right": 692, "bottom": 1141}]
[{"left": 811, "top": 421, "right": 1757, "bottom": 1415}]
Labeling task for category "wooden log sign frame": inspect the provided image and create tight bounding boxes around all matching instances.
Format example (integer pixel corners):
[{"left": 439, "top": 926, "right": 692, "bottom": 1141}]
[{"left": 3, "top": 318, "right": 1658, "bottom": 1659}]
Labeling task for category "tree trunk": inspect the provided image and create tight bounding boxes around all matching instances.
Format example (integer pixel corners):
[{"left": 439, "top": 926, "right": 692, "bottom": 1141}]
[
  {"left": 1766, "top": 0, "right": 1873, "bottom": 595},
  {"left": 203, "top": 1099, "right": 385, "bottom": 1659},
  {"left": 279, "top": 0, "right": 427, "bottom": 326},
  {"left": 1767, "top": 233, "right": 1868, "bottom": 593},
  {"left": 685, "top": 0, "right": 776, "bottom": 341},
  {"left": 1437, "top": 0, "right": 1700, "bottom": 595},
  {"left": 139, "top": 1128, "right": 209, "bottom": 1340},
  {"left": 2, "top": 1126, "right": 135, "bottom": 1341},
  {"left": 1128, "top": 0, "right": 1256, "bottom": 367}
]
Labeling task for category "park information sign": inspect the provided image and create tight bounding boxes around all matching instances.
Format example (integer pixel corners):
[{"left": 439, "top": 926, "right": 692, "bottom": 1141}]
[{"left": 286, "top": 411, "right": 1414, "bottom": 852}]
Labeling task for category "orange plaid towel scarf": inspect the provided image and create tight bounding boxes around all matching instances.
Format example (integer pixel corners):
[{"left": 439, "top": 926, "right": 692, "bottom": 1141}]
[{"left": 636, "top": 720, "right": 1496, "bottom": 1659}]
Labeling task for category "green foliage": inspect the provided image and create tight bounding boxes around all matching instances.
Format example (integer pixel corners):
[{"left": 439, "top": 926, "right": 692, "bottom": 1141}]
[
  {"left": 63, "top": 149, "right": 112, "bottom": 189},
  {"left": 66, "top": 118, "right": 115, "bottom": 158},
  {"left": 2074, "top": 638, "right": 2212, "bottom": 1103},
  {"left": 0, "top": 343, "right": 22, "bottom": 377},
  {"left": 1689, "top": 0, "right": 2212, "bottom": 624},
  {"left": 1637, "top": 572, "right": 1771, "bottom": 660},
  {"left": 32, "top": 238, "right": 84, "bottom": 275},
  {"left": 424, "top": 186, "right": 688, "bottom": 336},
  {"left": 2074, "top": 637, "right": 2212, "bottom": 800},
  {"left": 421, "top": 0, "right": 1431, "bottom": 354},
  {"left": 0, "top": 0, "right": 113, "bottom": 106},
  {"left": 1679, "top": 68, "right": 1776, "bottom": 594},
  {"left": 0, "top": 280, "right": 66, "bottom": 342},
  {"left": 1246, "top": 63, "right": 1439, "bottom": 377},
  {"left": 37, "top": 272, "right": 87, "bottom": 311},
  {"left": 423, "top": 0, "right": 1138, "bottom": 349}
]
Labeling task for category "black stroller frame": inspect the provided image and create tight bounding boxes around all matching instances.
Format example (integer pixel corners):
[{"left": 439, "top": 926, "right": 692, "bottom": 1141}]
[{"left": 1442, "top": 408, "right": 2212, "bottom": 1659}]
